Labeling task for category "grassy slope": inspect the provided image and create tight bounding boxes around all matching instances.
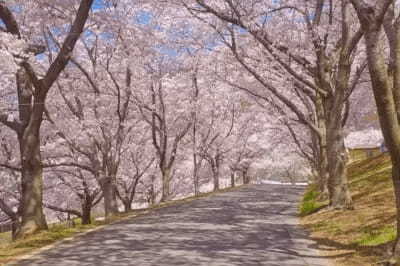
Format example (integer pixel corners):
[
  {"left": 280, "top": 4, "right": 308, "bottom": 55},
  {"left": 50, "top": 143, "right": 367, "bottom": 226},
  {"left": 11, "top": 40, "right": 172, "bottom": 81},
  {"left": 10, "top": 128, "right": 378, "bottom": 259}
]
[
  {"left": 301, "top": 154, "right": 396, "bottom": 265},
  {"left": 0, "top": 185, "right": 245, "bottom": 265}
]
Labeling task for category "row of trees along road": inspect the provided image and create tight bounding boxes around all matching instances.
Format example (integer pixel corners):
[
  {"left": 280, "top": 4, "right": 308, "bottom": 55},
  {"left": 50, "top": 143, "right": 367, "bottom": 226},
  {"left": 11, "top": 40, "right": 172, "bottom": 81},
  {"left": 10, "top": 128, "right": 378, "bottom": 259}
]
[
  {"left": 0, "top": 0, "right": 277, "bottom": 240},
  {"left": 176, "top": 0, "right": 400, "bottom": 261},
  {"left": 1, "top": 0, "right": 400, "bottom": 263}
]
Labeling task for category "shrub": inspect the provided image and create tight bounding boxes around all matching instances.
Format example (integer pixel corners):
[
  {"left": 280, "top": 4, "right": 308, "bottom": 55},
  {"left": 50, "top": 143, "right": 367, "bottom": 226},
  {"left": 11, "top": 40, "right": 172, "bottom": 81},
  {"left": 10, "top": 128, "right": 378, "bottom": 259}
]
[{"left": 299, "top": 187, "right": 324, "bottom": 216}]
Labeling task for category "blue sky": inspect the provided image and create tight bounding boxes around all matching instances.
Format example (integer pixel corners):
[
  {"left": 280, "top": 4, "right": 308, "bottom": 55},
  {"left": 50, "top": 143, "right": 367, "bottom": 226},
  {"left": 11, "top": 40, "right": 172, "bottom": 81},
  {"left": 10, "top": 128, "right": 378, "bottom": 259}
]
[{"left": 93, "top": 0, "right": 106, "bottom": 10}]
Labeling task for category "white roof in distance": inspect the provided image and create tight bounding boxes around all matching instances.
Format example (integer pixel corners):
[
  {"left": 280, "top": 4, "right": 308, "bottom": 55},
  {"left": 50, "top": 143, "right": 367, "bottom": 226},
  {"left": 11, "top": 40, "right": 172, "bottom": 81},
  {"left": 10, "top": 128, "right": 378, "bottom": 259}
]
[{"left": 345, "top": 129, "right": 384, "bottom": 149}]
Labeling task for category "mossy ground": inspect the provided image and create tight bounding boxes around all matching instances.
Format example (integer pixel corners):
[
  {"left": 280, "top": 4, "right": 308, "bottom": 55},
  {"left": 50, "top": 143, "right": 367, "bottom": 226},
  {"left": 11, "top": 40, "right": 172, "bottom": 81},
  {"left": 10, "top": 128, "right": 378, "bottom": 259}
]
[
  {"left": 299, "top": 186, "right": 327, "bottom": 217},
  {"left": 0, "top": 184, "right": 246, "bottom": 265},
  {"left": 301, "top": 153, "right": 396, "bottom": 265}
]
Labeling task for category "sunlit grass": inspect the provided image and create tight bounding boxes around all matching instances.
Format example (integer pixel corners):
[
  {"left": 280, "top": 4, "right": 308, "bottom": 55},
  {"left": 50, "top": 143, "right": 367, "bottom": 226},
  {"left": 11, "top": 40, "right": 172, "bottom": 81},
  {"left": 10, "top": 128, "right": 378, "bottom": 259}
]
[
  {"left": 355, "top": 225, "right": 396, "bottom": 247},
  {"left": 300, "top": 153, "right": 396, "bottom": 265},
  {"left": 0, "top": 220, "right": 104, "bottom": 264},
  {"left": 299, "top": 187, "right": 326, "bottom": 217}
]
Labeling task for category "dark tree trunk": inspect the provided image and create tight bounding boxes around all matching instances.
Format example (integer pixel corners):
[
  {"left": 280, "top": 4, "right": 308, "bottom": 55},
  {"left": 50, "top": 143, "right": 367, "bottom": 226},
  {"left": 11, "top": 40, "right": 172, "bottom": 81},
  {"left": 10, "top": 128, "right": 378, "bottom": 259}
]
[
  {"left": 325, "top": 90, "right": 352, "bottom": 209},
  {"left": 16, "top": 131, "right": 48, "bottom": 238},
  {"left": 11, "top": 219, "right": 20, "bottom": 241},
  {"left": 230, "top": 172, "right": 235, "bottom": 188},
  {"left": 324, "top": 50, "right": 353, "bottom": 210},
  {"left": 193, "top": 162, "right": 200, "bottom": 196},
  {"left": 315, "top": 94, "right": 330, "bottom": 200},
  {"left": 11, "top": 69, "right": 47, "bottom": 239},
  {"left": 243, "top": 171, "right": 250, "bottom": 184},
  {"left": 212, "top": 165, "right": 220, "bottom": 191},
  {"left": 350, "top": 5, "right": 400, "bottom": 259},
  {"left": 123, "top": 200, "right": 132, "bottom": 212},
  {"left": 160, "top": 168, "right": 171, "bottom": 202},
  {"left": 318, "top": 139, "right": 330, "bottom": 200},
  {"left": 326, "top": 126, "right": 353, "bottom": 209},
  {"left": 193, "top": 120, "right": 200, "bottom": 196},
  {"left": 101, "top": 176, "right": 119, "bottom": 218},
  {"left": 391, "top": 158, "right": 400, "bottom": 261},
  {"left": 81, "top": 203, "right": 92, "bottom": 225}
]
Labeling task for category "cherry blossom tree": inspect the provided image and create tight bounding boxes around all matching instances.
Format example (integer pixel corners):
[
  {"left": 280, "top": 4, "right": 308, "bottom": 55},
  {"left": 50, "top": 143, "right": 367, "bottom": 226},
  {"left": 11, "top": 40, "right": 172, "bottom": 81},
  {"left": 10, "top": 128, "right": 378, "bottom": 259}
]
[
  {"left": 116, "top": 134, "right": 155, "bottom": 212},
  {"left": 2, "top": 0, "right": 387, "bottom": 247},
  {"left": 43, "top": 28, "right": 144, "bottom": 218},
  {"left": 176, "top": 0, "right": 371, "bottom": 209},
  {"left": 349, "top": 0, "right": 400, "bottom": 261},
  {"left": 44, "top": 168, "right": 102, "bottom": 225},
  {"left": 0, "top": 0, "right": 94, "bottom": 238},
  {"left": 134, "top": 65, "right": 193, "bottom": 202}
]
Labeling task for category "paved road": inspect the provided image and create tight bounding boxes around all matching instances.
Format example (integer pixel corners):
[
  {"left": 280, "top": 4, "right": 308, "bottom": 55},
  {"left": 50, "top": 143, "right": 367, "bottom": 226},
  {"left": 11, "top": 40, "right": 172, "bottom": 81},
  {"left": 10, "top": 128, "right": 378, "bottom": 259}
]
[{"left": 13, "top": 185, "right": 329, "bottom": 266}]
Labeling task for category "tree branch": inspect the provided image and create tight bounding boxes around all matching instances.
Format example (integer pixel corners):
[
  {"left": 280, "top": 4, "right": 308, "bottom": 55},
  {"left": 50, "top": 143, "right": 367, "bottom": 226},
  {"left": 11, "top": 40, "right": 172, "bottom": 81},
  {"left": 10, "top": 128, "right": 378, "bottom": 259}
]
[{"left": 42, "top": 0, "right": 95, "bottom": 91}]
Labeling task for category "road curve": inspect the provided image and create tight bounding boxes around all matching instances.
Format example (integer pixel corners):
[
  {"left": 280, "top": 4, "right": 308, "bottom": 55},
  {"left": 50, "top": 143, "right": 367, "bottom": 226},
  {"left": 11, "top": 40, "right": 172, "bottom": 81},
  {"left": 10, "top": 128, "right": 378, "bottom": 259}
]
[{"left": 12, "top": 184, "right": 329, "bottom": 266}]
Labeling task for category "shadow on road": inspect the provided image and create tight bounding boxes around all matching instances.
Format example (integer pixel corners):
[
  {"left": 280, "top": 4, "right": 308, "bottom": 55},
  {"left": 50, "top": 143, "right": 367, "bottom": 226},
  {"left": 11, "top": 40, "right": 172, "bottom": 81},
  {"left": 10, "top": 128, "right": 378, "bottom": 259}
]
[{"left": 15, "top": 185, "right": 340, "bottom": 266}]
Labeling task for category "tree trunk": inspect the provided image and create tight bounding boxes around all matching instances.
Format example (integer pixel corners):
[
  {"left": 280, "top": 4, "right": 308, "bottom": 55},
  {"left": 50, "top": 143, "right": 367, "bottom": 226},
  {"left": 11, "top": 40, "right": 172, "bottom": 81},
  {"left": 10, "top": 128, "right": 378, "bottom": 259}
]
[
  {"left": 212, "top": 166, "right": 220, "bottom": 191},
  {"left": 193, "top": 122, "right": 200, "bottom": 196},
  {"left": 326, "top": 124, "right": 353, "bottom": 209},
  {"left": 11, "top": 219, "right": 20, "bottom": 241},
  {"left": 150, "top": 185, "right": 156, "bottom": 206},
  {"left": 230, "top": 172, "right": 235, "bottom": 188},
  {"left": 160, "top": 168, "right": 171, "bottom": 202},
  {"left": 193, "top": 164, "right": 200, "bottom": 196},
  {"left": 147, "top": 175, "right": 156, "bottom": 205},
  {"left": 390, "top": 156, "right": 400, "bottom": 262},
  {"left": 101, "top": 176, "right": 118, "bottom": 218},
  {"left": 16, "top": 133, "right": 48, "bottom": 238},
  {"left": 243, "top": 171, "right": 250, "bottom": 184},
  {"left": 194, "top": 172, "right": 200, "bottom": 196},
  {"left": 316, "top": 93, "right": 330, "bottom": 200},
  {"left": 354, "top": 12, "right": 400, "bottom": 261},
  {"left": 318, "top": 144, "right": 330, "bottom": 200},
  {"left": 123, "top": 200, "right": 132, "bottom": 213},
  {"left": 14, "top": 70, "right": 48, "bottom": 239},
  {"left": 193, "top": 159, "right": 200, "bottom": 196},
  {"left": 318, "top": 47, "right": 353, "bottom": 210},
  {"left": 81, "top": 203, "right": 92, "bottom": 225}
]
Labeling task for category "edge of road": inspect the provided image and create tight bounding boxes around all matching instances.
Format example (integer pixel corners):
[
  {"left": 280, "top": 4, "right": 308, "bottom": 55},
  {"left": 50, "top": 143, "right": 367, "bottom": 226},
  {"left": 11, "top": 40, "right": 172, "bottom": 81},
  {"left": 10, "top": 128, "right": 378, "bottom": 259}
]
[
  {"left": 6, "top": 184, "right": 330, "bottom": 266},
  {"left": 5, "top": 185, "right": 248, "bottom": 266}
]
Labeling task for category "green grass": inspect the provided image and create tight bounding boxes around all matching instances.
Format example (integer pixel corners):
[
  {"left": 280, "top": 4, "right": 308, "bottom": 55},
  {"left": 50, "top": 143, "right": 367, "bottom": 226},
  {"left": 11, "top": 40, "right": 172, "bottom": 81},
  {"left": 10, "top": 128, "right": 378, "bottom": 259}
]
[
  {"left": 300, "top": 153, "right": 397, "bottom": 265},
  {"left": 0, "top": 220, "right": 104, "bottom": 263},
  {"left": 355, "top": 225, "right": 396, "bottom": 247},
  {"left": 299, "top": 187, "right": 325, "bottom": 216},
  {"left": 309, "top": 220, "right": 344, "bottom": 235},
  {"left": 303, "top": 189, "right": 319, "bottom": 202}
]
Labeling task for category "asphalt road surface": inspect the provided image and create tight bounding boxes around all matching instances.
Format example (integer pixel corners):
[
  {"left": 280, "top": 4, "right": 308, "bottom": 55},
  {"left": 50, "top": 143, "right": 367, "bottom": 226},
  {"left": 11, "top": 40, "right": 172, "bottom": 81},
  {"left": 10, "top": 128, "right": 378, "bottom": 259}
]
[{"left": 12, "top": 184, "right": 329, "bottom": 266}]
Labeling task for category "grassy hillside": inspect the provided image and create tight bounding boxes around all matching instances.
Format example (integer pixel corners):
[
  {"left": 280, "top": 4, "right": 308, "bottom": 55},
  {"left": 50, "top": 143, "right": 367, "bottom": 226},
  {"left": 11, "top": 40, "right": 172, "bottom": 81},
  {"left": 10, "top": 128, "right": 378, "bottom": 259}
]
[{"left": 301, "top": 153, "right": 396, "bottom": 265}]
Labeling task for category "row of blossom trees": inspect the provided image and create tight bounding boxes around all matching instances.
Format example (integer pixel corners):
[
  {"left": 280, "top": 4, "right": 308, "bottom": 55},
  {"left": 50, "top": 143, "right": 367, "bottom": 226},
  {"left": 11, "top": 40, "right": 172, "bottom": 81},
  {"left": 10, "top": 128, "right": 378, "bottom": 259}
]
[
  {"left": 0, "top": 0, "right": 302, "bottom": 240},
  {"left": 2, "top": 0, "right": 389, "bottom": 258},
  {"left": 175, "top": 0, "right": 400, "bottom": 262}
]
